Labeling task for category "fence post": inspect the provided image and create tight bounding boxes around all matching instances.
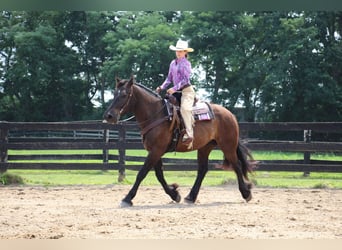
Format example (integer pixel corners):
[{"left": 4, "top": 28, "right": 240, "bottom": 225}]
[
  {"left": 102, "top": 129, "right": 109, "bottom": 164},
  {"left": 303, "top": 129, "right": 312, "bottom": 177},
  {"left": 0, "top": 125, "right": 9, "bottom": 173},
  {"left": 118, "top": 125, "right": 126, "bottom": 182}
]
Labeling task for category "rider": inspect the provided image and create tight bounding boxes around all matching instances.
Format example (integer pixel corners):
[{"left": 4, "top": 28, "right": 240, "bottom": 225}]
[{"left": 156, "top": 40, "right": 196, "bottom": 148}]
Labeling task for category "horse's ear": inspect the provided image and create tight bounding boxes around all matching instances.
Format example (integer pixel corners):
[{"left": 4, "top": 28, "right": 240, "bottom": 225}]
[{"left": 128, "top": 75, "right": 135, "bottom": 86}]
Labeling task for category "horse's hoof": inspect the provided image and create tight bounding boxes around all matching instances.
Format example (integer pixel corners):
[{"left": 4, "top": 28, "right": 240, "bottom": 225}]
[
  {"left": 170, "top": 191, "right": 181, "bottom": 203},
  {"left": 184, "top": 195, "right": 195, "bottom": 204},
  {"left": 175, "top": 193, "right": 181, "bottom": 203},
  {"left": 169, "top": 183, "right": 181, "bottom": 203},
  {"left": 245, "top": 193, "right": 252, "bottom": 203},
  {"left": 120, "top": 200, "right": 133, "bottom": 208}
]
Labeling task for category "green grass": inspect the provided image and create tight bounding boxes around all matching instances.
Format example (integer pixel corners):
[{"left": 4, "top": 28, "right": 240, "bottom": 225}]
[
  {"left": 251, "top": 171, "right": 342, "bottom": 189},
  {"left": 8, "top": 149, "right": 342, "bottom": 162},
  {"left": 3, "top": 149, "right": 342, "bottom": 189},
  {"left": 4, "top": 169, "right": 342, "bottom": 189}
]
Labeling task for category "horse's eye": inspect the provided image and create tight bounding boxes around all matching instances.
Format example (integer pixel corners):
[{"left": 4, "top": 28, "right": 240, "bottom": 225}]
[
  {"left": 120, "top": 90, "right": 127, "bottom": 97},
  {"left": 114, "top": 89, "right": 127, "bottom": 98}
]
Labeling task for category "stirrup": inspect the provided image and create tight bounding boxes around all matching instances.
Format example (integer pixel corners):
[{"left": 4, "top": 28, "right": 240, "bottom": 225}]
[{"left": 182, "top": 136, "right": 193, "bottom": 145}]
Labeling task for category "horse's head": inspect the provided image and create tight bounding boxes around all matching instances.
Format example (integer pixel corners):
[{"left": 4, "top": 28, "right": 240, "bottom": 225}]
[{"left": 103, "top": 76, "right": 135, "bottom": 124}]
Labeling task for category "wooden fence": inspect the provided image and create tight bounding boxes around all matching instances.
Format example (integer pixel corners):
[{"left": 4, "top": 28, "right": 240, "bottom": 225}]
[{"left": 1, "top": 121, "right": 342, "bottom": 179}]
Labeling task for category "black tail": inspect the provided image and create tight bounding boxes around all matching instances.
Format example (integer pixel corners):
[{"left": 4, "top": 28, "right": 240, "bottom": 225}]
[{"left": 237, "top": 141, "right": 256, "bottom": 179}]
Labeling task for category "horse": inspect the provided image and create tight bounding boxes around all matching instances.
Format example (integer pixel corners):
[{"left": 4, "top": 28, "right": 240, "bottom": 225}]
[{"left": 103, "top": 76, "right": 255, "bottom": 207}]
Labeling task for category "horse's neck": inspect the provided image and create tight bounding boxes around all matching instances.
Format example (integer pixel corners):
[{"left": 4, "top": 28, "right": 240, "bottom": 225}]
[{"left": 131, "top": 85, "right": 164, "bottom": 128}]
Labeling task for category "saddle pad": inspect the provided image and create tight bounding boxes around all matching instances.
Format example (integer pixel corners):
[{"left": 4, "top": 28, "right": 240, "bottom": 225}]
[
  {"left": 164, "top": 100, "right": 215, "bottom": 121},
  {"left": 192, "top": 102, "right": 215, "bottom": 121}
]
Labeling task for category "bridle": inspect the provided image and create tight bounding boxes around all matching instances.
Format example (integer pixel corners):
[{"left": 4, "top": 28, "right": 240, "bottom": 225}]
[
  {"left": 115, "top": 83, "right": 169, "bottom": 135},
  {"left": 118, "top": 84, "right": 134, "bottom": 116}
]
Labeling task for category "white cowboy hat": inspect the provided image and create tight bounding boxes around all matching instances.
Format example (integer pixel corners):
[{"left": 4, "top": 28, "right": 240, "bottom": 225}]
[{"left": 169, "top": 40, "right": 194, "bottom": 52}]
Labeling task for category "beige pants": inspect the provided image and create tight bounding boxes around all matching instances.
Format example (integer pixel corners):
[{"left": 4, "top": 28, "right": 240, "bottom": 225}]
[{"left": 180, "top": 86, "right": 195, "bottom": 138}]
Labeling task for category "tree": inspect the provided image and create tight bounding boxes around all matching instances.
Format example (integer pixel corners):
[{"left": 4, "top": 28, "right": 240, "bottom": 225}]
[
  {"left": 0, "top": 11, "right": 22, "bottom": 120},
  {"left": 181, "top": 12, "right": 269, "bottom": 121},
  {"left": 101, "top": 11, "right": 180, "bottom": 90},
  {"left": 1, "top": 11, "right": 340, "bottom": 122},
  {"left": 182, "top": 11, "right": 342, "bottom": 122},
  {"left": 0, "top": 11, "right": 93, "bottom": 121},
  {"left": 258, "top": 12, "right": 342, "bottom": 121},
  {"left": 64, "top": 11, "right": 117, "bottom": 109}
]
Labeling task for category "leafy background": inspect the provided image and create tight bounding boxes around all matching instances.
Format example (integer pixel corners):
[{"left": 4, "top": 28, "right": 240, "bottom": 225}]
[{"left": 0, "top": 11, "right": 341, "bottom": 122}]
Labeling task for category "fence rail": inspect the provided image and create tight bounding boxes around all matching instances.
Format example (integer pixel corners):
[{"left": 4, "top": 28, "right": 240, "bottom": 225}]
[{"left": 1, "top": 121, "right": 342, "bottom": 178}]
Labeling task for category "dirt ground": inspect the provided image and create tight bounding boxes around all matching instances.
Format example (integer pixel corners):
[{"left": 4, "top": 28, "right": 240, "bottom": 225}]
[{"left": 1, "top": 185, "right": 341, "bottom": 239}]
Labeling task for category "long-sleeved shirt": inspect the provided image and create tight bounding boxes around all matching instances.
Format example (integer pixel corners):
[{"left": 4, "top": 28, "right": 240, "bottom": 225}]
[{"left": 160, "top": 57, "right": 192, "bottom": 91}]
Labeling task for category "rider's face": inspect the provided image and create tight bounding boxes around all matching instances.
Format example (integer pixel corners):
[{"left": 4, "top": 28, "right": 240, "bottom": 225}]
[{"left": 176, "top": 50, "right": 187, "bottom": 59}]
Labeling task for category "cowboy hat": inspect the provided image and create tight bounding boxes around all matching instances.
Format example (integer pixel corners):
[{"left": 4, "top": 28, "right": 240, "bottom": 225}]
[{"left": 169, "top": 40, "right": 194, "bottom": 52}]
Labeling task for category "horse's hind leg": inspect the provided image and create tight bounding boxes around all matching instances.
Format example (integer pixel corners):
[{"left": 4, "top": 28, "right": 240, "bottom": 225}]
[
  {"left": 154, "top": 159, "right": 181, "bottom": 203},
  {"left": 221, "top": 146, "right": 252, "bottom": 202},
  {"left": 231, "top": 160, "right": 252, "bottom": 202},
  {"left": 184, "top": 143, "right": 215, "bottom": 203}
]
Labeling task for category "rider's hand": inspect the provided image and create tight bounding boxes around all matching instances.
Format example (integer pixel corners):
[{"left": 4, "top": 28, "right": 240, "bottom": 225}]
[{"left": 167, "top": 88, "right": 175, "bottom": 95}]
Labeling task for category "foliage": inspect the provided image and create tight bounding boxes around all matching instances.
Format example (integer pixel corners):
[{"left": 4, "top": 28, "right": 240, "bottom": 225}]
[
  {"left": 0, "top": 172, "right": 24, "bottom": 185},
  {"left": 182, "top": 11, "right": 342, "bottom": 121},
  {"left": 102, "top": 11, "right": 179, "bottom": 89},
  {"left": 0, "top": 11, "right": 341, "bottom": 122}
]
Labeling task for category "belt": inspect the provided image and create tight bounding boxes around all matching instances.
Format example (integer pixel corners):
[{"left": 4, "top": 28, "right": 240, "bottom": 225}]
[{"left": 180, "top": 84, "right": 191, "bottom": 91}]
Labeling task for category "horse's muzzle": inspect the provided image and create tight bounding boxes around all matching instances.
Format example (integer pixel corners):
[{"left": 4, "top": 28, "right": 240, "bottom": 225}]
[{"left": 103, "top": 111, "right": 119, "bottom": 124}]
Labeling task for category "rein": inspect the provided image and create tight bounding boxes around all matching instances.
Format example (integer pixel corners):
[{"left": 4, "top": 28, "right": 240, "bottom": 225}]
[
  {"left": 140, "top": 117, "right": 169, "bottom": 136},
  {"left": 120, "top": 83, "right": 170, "bottom": 136},
  {"left": 118, "top": 115, "right": 136, "bottom": 123},
  {"left": 138, "top": 101, "right": 169, "bottom": 136}
]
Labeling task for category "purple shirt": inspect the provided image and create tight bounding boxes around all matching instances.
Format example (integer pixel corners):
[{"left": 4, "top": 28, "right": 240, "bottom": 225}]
[{"left": 161, "top": 57, "right": 192, "bottom": 91}]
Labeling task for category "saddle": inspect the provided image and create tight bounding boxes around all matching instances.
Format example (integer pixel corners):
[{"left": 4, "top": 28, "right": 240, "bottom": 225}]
[
  {"left": 163, "top": 93, "right": 215, "bottom": 152},
  {"left": 165, "top": 93, "right": 215, "bottom": 120}
]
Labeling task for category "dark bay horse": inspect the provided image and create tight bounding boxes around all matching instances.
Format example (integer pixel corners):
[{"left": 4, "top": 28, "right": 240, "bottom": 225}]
[{"left": 103, "top": 76, "right": 255, "bottom": 207}]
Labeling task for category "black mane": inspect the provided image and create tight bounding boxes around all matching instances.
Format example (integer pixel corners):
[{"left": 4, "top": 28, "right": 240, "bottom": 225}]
[{"left": 135, "top": 82, "right": 162, "bottom": 100}]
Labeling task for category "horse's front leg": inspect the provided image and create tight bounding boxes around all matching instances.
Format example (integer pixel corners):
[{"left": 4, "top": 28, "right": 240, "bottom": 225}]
[
  {"left": 154, "top": 159, "right": 181, "bottom": 203},
  {"left": 121, "top": 152, "right": 158, "bottom": 207}
]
